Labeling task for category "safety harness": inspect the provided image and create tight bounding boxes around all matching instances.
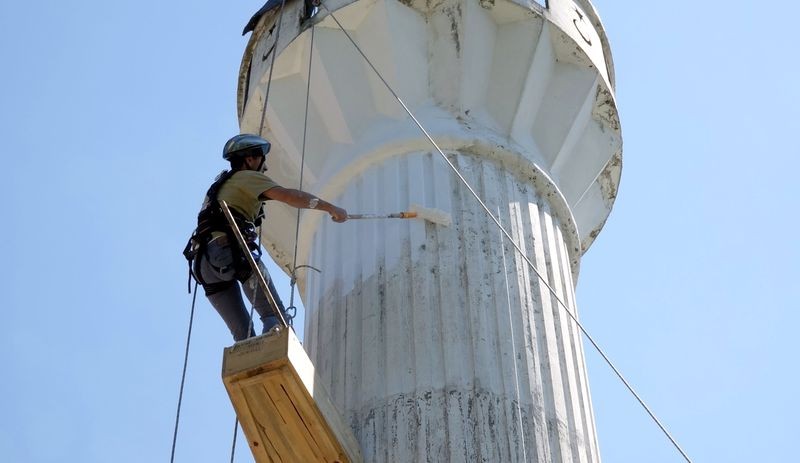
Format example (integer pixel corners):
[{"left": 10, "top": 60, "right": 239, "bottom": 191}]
[{"left": 183, "top": 170, "right": 264, "bottom": 292}]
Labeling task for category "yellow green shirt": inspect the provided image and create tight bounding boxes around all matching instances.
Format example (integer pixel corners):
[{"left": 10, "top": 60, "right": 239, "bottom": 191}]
[{"left": 216, "top": 170, "right": 281, "bottom": 222}]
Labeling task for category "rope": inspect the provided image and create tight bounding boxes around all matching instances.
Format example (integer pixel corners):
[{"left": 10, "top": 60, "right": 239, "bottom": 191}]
[
  {"left": 319, "top": 4, "right": 693, "bottom": 462},
  {"left": 498, "top": 210, "right": 527, "bottom": 462},
  {"left": 252, "top": 0, "right": 297, "bottom": 328},
  {"left": 170, "top": 281, "right": 199, "bottom": 463},
  {"left": 227, "top": 276, "right": 255, "bottom": 462},
  {"left": 229, "top": 416, "right": 240, "bottom": 463},
  {"left": 227, "top": 2, "right": 291, "bottom": 456},
  {"left": 174, "top": 5, "right": 290, "bottom": 460},
  {"left": 258, "top": 0, "right": 288, "bottom": 135},
  {"left": 288, "top": 25, "right": 316, "bottom": 315}
]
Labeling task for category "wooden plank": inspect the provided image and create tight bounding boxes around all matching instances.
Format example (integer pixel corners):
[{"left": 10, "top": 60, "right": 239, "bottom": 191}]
[
  {"left": 228, "top": 381, "right": 275, "bottom": 462},
  {"left": 277, "top": 371, "right": 343, "bottom": 459},
  {"left": 285, "top": 331, "right": 363, "bottom": 460},
  {"left": 222, "top": 329, "right": 363, "bottom": 463},
  {"left": 263, "top": 372, "right": 328, "bottom": 462},
  {"left": 235, "top": 364, "right": 345, "bottom": 462},
  {"left": 242, "top": 374, "right": 310, "bottom": 462},
  {"left": 241, "top": 370, "right": 327, "bottom": 462},
  {"left": 222, "top": 332, "right": 289, "bottom": 378}
]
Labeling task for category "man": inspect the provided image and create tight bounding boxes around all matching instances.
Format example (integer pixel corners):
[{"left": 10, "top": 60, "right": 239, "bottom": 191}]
[{"left": 186, "top": 134, "right": 347, "bottom": 341}]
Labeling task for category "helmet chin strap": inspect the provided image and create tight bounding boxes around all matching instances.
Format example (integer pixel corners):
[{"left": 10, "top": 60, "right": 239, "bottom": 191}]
[{"left": 258, "top": 157, "right": 267, "bottom": 172}]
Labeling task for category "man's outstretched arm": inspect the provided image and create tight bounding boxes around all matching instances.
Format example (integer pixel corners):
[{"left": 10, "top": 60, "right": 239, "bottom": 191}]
[{"left": 262, "top": 187, "right": 348, "bottom": 222}]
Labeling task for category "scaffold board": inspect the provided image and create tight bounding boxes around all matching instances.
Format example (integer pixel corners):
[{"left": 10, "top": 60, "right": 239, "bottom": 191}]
[{"left": 222, "top": 328, "right": 363, "bottom": 463}]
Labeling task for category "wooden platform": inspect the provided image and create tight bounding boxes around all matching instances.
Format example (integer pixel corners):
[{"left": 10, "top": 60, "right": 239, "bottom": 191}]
[{"left": 222, "top": 328, "right": 363, "bottom": 463}]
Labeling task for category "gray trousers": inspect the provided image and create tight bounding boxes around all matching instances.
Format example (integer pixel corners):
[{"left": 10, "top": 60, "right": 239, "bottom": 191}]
[{"left": 197, "top": 238, "right": 287, "bottom": 342}]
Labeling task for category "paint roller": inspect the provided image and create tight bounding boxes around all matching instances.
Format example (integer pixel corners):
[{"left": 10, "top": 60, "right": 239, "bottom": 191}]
[{"left": 347, "top": 204, "right": 452, "bottom": 227}]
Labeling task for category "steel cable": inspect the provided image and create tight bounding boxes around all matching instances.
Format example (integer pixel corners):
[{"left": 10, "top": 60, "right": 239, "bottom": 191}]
[
  {"left": 170, "top": 281, "right": 199, "bottom": 463},
  {"left": 288, "top": 25, "right": 316, "bottom": 317},
  {"left": 229, "top": 416, "right": 240, "bottom": 463},
  {"left": 229, "top": 0, "right": 291, "bottom": 459},
  {"left": 318, "top": 4, "right": 693, "bottom": 461},
  {"left": 259, "top": 0, "right": 288, "bottom": 135}
]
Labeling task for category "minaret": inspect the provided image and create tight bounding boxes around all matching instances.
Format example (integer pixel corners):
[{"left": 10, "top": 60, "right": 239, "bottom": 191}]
[{"left": 237, "top": 0, "right": 621, "bottom": 460}]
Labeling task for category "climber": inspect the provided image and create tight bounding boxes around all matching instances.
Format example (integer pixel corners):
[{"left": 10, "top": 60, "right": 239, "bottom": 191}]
[{"left": 184, "top": 134, "right": 347, "bottom": 341}]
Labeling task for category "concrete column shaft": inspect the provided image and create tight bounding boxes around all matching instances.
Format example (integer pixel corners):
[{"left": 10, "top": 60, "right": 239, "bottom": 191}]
[{"left": 303, "top": 151, "right": 600, "bottom": 462}]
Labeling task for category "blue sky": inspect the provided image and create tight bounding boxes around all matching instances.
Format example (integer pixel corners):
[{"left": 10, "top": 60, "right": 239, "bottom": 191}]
[{"left": 1, "top": 1, "right": 798, "bottom": 462}]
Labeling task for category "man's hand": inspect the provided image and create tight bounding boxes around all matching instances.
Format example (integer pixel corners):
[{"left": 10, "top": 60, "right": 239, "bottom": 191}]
[{"left": 328, "top": 206, "right": 347, "bottom": 223}]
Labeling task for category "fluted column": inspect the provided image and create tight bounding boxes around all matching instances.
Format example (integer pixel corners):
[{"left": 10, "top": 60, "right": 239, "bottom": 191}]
[
  {"left": 300, "top": 150, "right": 598, "bottom": 462},
  {"left": 236, "top": 0, "right": 621, "bottom": 460}
]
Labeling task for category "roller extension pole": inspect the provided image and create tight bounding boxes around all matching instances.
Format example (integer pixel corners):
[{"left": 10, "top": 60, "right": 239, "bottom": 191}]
[
  {"left": 347, "top": 212, "right": 418, "bottom": 220},
  {"left": 219, "top": 200, "right": 288, "bottom": 328}
]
